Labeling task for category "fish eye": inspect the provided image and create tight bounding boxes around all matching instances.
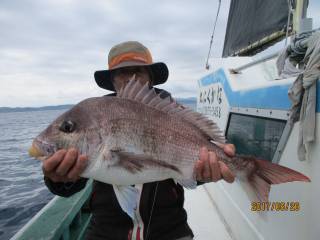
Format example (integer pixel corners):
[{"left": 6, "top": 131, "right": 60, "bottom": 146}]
[{"left": 59, "top": 120, "right": 76, "bottom": 133}]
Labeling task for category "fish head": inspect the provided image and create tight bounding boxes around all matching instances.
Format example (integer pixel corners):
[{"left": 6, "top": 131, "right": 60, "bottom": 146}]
[{"left": 29, "top": 98, "right": 104, "bottom": 160}]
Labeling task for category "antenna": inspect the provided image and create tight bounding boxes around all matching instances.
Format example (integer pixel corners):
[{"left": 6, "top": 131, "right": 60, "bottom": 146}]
[{"left": 205, "top": 0, "right": 221, "bottom": 70}]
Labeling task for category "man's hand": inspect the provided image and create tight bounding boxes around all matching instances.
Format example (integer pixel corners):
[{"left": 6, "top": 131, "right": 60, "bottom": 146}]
[
  {"left": 195, "top": 143, "right": 235, "bottom": 183},
  {"left": 42, "top": 148, "right": 88, "bottom": 183}
]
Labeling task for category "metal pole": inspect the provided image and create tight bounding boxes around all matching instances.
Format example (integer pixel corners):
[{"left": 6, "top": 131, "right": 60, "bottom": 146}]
[{"left": 229, "top": 52, "right": 279, "bottom": 74}]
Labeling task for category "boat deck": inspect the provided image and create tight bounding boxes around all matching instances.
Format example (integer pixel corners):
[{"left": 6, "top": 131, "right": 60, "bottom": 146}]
[
  {"left": 11, "top": 181, "right": 234, "bottom": 240},
  {"left": 184, "top": 185, "right": 233, "bottom": 240}
]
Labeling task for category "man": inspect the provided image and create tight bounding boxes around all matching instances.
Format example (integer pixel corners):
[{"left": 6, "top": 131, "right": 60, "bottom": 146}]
[{"left": 43, "top": 41, "right": 235, "bottom": 240}]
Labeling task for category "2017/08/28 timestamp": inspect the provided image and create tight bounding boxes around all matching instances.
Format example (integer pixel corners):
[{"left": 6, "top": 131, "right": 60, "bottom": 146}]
[{"left": 251, "top": 201, "right": 300, "bottom": 211}]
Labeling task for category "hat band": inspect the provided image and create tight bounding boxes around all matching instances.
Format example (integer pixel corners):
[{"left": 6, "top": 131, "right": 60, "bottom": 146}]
[{"left": 109, "top": 52, "right": 153, "bottom": 69}]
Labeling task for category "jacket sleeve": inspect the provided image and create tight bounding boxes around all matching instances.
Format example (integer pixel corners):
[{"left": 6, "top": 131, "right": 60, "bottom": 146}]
[{"left": 44, "top": 177, "right": 88, "bottom": 197}]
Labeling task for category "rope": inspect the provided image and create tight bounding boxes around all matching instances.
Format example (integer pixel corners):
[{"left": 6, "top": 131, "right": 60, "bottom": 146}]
[
  {"left": 285, "top": 0, "right": 293, "bottom": 46},
  {"left": 144, "top": 182, "right": 159, "bottom": 240},
  {"left": 205, "top": 0, "right": 221, "bottom": 70}
]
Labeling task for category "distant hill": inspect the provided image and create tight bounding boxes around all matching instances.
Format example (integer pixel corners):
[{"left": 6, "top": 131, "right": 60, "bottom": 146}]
[
  {"left": 177, "top": 97, "right": 197, "bottom": 109},
  {"left": 176, "top": 97, "right": 196, "bottom": 104},
  {"left": 0, "top": 97, "right": 197, "bottom": 113},
  {"left": 0, "top": 105, "right": 74, "bottom": 113}
]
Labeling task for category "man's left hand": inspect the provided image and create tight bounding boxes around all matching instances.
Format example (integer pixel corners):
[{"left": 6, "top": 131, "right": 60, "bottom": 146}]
[{"left": 195, "top": 144, "right": 235, "bottom": 183}]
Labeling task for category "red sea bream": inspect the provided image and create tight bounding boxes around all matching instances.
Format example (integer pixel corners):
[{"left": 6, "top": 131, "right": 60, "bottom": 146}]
[{"left": 29, "top": 79, "right": 310, "bottom": 218}]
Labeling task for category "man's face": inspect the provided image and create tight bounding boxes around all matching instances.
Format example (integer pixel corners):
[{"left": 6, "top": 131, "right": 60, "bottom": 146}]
[{"left": 112, "top": 66, "right": 151, "bottom": 92}]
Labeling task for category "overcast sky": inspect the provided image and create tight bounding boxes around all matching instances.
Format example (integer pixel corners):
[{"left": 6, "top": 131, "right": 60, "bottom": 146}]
[{"left": 0, "top": 0, "right": 319, "bottom": 107}]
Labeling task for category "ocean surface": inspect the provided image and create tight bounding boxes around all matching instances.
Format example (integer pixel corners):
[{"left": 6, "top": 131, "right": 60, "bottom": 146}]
[{"left": 0, "top": 110, "right": 66, "bottom": 240}]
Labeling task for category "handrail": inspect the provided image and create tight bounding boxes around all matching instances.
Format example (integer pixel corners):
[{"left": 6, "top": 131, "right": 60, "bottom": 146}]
[
  {"left": 11, "top": 179, "right": 93, "bottom": 240},
  {"left": 229, "top": 52, "right": 279, "bottom": 74}
]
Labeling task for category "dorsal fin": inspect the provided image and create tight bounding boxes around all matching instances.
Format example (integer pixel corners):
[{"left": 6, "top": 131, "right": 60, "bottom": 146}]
[{"left": 117, "top": 77, "right": 226, "bottom": 142}]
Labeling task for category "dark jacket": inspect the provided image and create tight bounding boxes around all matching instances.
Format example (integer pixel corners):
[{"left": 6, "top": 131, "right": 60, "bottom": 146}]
[{"left": 45, "top": 89, "right": 195, "bottom": 240}]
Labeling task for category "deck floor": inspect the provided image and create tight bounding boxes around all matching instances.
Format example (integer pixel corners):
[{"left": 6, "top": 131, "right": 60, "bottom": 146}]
[{"left": 184, "top": 185, "right": 233, "bottom": 240}]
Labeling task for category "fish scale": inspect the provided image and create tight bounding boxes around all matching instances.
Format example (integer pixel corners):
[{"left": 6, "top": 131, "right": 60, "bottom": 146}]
[
  {"left": 119, "top": 119, "right": 204, "bottom": 165},
  {"left": 105, "top": 102, "right": 208, "bottom": 167}
]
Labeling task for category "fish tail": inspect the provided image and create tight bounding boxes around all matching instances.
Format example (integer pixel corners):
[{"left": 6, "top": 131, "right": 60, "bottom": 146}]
[{"left": 244, "top": 158, "right": 310, "bottom": 202}]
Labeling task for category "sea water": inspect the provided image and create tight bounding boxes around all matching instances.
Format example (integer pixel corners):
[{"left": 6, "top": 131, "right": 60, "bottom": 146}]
[{"left": 0, "top": 110, "right": 66, "bottom": 239}]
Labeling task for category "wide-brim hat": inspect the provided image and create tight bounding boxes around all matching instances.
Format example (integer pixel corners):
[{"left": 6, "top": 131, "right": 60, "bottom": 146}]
[{"left": 94, "top": 41, "right": 169, "bottom": 91}]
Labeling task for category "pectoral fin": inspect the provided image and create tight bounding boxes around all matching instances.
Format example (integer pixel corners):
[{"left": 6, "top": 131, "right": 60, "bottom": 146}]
[{"left": 110, "top": 150, "right": 181, "bottom": 174}]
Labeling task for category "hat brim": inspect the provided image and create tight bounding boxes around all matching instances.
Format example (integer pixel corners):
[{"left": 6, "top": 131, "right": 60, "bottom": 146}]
[{"left": 94, "top": 62, "right": 169, "bottom": 91}]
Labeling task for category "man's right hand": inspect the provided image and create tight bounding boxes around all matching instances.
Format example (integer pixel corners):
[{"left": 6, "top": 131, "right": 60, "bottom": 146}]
[{"left": 42, "top": 148, "right": 88, "bottom": 183}]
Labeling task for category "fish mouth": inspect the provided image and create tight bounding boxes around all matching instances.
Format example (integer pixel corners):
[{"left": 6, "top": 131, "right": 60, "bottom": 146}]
[
  {"left": 29, "top": 142, "right": 45, "bottom": 160},
  {"left": 29, "top": 139, "right": 55, "bottom": 161}
]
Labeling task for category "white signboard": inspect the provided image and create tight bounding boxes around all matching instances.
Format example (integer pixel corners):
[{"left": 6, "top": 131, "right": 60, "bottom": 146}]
[{"left": 197, "top": 83, "right": 230, "bottom": 132}]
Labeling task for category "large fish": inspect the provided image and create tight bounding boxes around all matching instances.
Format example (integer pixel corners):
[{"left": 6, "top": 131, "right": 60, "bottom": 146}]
[{"left": 29, "top": 78, "right": 310, "bottom": 218}]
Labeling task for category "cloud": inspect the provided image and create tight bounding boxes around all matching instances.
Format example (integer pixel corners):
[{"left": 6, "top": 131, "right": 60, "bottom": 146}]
[
  {"left": 2, "top": 0, "right": 318, "bottom": 107},
  {"left": 0, "top": 0, "right": 233, "bottom": 107},
  {"left": 0, "top": 0, "right": 232, "bottom": 107}
]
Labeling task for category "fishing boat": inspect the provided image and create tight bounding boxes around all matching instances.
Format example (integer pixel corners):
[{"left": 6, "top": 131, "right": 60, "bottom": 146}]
[
  {"left": 197, "top": 0, "right": 319, "bottom": 239},
  {"left": 11, "top": 0, "right": 319, "bottom": 239}
]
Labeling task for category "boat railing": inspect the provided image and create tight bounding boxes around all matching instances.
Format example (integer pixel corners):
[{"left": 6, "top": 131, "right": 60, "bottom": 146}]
[
  {"left": 229, "top": 52, "right": 279, "bottom": 74},
  {"left": 10, "top": 179, "right": 93, "bottom": 240}
]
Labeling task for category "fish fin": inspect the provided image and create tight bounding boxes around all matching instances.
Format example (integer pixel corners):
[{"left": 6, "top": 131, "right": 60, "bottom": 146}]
[
  {"left": 176, "top": 179, "right": 197, "bottom": 189},
  {"left": 243, "top": 174, "right": 271, "bottom": 202},
  {"left": 245, "top": 158, "right": 310, "bottom": 202},
  {"left": 117, "top": 78, "right": 225, "bottom": 143},
  {"left": 111, "top": 150, "right": 181, "bottom": 174},
  {"left": 113, "top": 185, "right": 139, "bottom": 219}
]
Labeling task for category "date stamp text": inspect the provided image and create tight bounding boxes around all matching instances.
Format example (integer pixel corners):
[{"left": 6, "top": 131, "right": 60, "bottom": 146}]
[{"left": 251, "top": 201, "right": 300, "bottom": 212}]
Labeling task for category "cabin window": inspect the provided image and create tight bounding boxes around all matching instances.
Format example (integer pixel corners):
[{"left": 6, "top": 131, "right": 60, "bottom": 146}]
[{"left": 226, "top": 113, "right": 286, "bottom": 161}]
